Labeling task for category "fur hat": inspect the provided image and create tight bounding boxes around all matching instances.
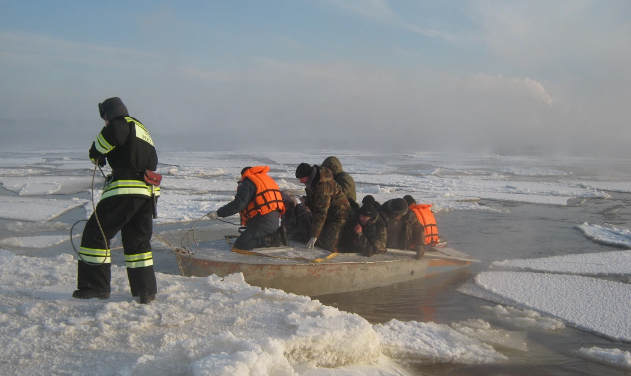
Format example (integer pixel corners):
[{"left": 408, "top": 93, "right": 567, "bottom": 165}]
[
  {"left": 295, "top": 163, "right": 313, "bottom": 178},
  {"left": 359, "top": 203, "right": 377, "bottom": 219},
  {"left": 403, "top": 195, "right": 416, "bottom": 206}
]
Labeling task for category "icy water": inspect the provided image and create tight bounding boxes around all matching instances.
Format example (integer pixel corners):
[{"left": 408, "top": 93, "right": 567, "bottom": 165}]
[
  {"left": 1, "top": 150, "right": 631, "bottom": 374},
  {"left": 318, "top": 194, "right": 631, "bottom": 375}
]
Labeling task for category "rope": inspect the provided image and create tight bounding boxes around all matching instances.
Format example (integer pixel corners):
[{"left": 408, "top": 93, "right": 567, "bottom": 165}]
[{"left": 70, "top": 163, "right": 118, "bottom": 265}]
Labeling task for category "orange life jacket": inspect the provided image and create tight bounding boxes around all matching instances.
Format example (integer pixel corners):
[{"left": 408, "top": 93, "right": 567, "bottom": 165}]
[
  {"left": 409, "top": 203, "right": 439, "bottom": 246},
  {"left": 239, "top": 166, "right": 286, "bottom": 225}
]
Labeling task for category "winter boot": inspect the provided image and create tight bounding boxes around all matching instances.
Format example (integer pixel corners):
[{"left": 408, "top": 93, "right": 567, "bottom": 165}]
[
  {"left": 261, "top": 233, "right": 281, "bottom": 247},
  {"left": 72, "top": 289, "right": 110, "bottom": 300},
  {"left": 139, "top": 294, "right": 155, "bottom": 304},
  {"left": 277, "top": 225, "right": 288, "bottom": 246}
]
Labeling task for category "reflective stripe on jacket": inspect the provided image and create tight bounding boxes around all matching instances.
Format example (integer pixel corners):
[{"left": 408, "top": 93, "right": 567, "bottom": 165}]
[
  {"left": 409, "top": 204, "right": 439, "bottom": 246},
  {"left": 239, "top": 166, "right": 286, "bottom": 225},
  {"left": 90, "top": 116, "right": 160, "bottom": 201},
  {"left": 101, "top": 180, "right": 160, "bottom": 201}
]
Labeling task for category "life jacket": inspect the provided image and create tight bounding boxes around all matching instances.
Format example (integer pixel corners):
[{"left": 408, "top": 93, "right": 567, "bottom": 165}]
[
  {"left": 409, "top": 204, "right": 439, "bottom": 246},
  {"left": 239, "top": 166, "right": 286, "bottom": 225}
]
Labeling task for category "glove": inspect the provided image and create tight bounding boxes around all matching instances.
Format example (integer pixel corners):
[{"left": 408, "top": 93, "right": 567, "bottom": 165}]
[
  {"left": 414, "top": 246, "right": 425, "bottom": 260},
  {"left": 90, "top": 157, "right": 106, "bottom": 167},
  {"left": 306, "top": 237, "right": 317, "bottom": 249},
  {"left": 206, "top": 211, "right": 218, "bottom": 220}
]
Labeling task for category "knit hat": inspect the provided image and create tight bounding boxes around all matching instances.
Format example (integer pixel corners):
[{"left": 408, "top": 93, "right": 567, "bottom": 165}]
[
  {"left": 359, "top": 203, "right": 377, "bottom": 219},
  {"left": 389, "top": 198, "right": 408, "bottom": 216},
  {"left": 295, "top": 163, "right": 313, "bottom": 178},
  {"left": 100, "top": 97, "right": 129, "bottom": 120},
  {"left": 362, "top": 195, "right": 376, "bottom": 205},
  {"left": 403, "top": 195, "right": 416, "bottom": 206}
]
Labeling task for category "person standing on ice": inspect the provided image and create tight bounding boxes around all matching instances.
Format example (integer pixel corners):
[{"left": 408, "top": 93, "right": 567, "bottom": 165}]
[
  {"left": 73, "top": 97, "right": 160, "bottom": 304},
  {"left": 294, "top": 163, "right": 351, "bottom": 252},
  {"left": 207, "top": 166, "right": 287, "bottom": 250}
]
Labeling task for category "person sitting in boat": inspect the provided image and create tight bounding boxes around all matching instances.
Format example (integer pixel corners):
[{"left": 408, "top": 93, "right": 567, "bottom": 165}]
[
  {"left": 403, "top": 195, "right": 440, "bottom": 249},
  {"left": 378, "top": 198, "right": 425, "bottom": 259},
  {"left": 339, "top": 203, "right": 387, "bottom": 257},
  {"left": 207, "top": 166, "right": 287, "bottom": 251},
  {"left": 280, "top": 190, "right": 312, "bottom": 242},
  {"left": 294, "top": 162, "right": 351, "bottom": 252},
  {"left": 361, "top": 195, "right": 381, "bottom": 210},
  {"left": 321, "top": 156, "right": 359, "bottom": 210}
]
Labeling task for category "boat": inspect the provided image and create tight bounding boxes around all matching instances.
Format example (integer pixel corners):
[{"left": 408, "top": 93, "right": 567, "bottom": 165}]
[{"left": 175, "top": 239, "right": 479, "bottom": 296}]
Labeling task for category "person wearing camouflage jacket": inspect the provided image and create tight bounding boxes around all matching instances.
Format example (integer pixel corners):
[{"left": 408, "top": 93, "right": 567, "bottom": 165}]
[
  {"left": 295, "top": 163, "right": 351, "bottom": 252},
  {"left": 379, "top": 198, "right": 425, "bottom": 259},
  {"left": 339, "top": 203, "right": 387, "bottom": 256},
  {"left": 321, "top": 156, "right": 358, "bottom": 208}
]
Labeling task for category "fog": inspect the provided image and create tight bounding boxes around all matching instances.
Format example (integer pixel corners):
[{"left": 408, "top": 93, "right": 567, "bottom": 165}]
[{"left": 1, "top": 1, "right": 630, "bottom": 158}]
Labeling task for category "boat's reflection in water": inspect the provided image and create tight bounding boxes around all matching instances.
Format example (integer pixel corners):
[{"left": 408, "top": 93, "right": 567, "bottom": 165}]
[{"left": 316, "top": 268, "right": 472, "bottom": 324}]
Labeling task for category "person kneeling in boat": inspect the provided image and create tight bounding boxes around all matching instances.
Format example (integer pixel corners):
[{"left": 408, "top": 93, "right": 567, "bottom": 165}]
[
  {"left": 295, "top": 162, "right": 351, "bottom": 252},
  {"left": 403, "top": 195, "right": 440, "bottom": 251},
  {"left": 339, "top": 203, "right": 387, "bottom": 257},
  {"left": 207, "top": 166, "right": 287, "bottom": 251},
  {"left": 378, "top": 198, "right": 425, "bottom": 259}
]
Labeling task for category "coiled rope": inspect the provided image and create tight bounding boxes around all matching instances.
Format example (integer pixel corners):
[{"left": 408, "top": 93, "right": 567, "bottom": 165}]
[{"left": 70, "top": 163, "right": 241, "bottom": 275}]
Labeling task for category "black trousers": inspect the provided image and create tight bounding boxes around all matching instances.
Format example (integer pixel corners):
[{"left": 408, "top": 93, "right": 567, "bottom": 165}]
[
  {"left": 233, "top": 211, "right": 280, "bottom": 250},
  {"left": 77, "top": 195, "right": 157, "bottom": 297}
]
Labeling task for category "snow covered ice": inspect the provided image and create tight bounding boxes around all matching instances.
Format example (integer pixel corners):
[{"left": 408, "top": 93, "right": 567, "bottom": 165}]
[
  {"left": 2, "top": 149, "right": 631, "bottom": 374},
  {"left": 0, "top": 250, "right": 507, "bottom": 375}
]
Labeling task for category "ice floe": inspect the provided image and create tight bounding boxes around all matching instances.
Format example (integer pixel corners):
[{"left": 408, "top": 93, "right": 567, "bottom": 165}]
[
  {"left": 0, "top": 196, "right": 87, "bottom": 221},
  {"left": 576, "top": 346, "right": 631, "bottom": 370},
  {"left": 459, "top": 271, "right": 631, "bottom": 342},
  {"left": 576, "top": 223, "right": 631, "bottom": 248}
]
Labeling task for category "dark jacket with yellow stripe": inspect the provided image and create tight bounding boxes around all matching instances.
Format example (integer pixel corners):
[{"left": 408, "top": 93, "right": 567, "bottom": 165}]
[{"left": 89, "top": 113, "right": 159, "bottom": 201}]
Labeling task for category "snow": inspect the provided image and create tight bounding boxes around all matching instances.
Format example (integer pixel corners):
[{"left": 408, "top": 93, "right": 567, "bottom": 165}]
[
  {"left": 0, "top": 176, "right": 94, "bottom": 195},
  {"left": 477, "top": 304, "right": 565, "bottom": 331},
  {"left": 576, "top": 347, "right": 631, "bottom": 370},
  {"left": 491, "top": 249, "right": 631, "bottom": 276},
  {"left": 459, "top": 271, "right": 631, "bottom": 342},
  {"left": 374, "top": 319, "right": 507, "bottom": 364},
  {"left": 576, "top": 223, "right": 631, "bottom": 248},
  {"left": 0, "top": 252, "right": 505, "bottom": 375},
  {"left": 0, "top": 234, "right": 77, "bottom": 248},
  {"left": 2, "top": 150, "right": 631, "bottom": 372},
  {"left": 0, "top": 196, "right": 87, "bottom": 221}
]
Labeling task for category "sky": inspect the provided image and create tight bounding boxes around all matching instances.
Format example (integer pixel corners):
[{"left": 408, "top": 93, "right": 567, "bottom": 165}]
[{"left": 1, "top": 0, "right": 630, "bottom": 156}]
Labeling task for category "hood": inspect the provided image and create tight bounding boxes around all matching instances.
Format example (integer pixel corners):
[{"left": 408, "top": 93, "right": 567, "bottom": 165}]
[
  {"left": 321, "top": 156, "right": 343, "bottom": 175},
  {"left": 317, "top": 165, "right": 334, "bottom": 183},
  {"left": 100, "top": 97, "right": 129, "bottom": 120}
]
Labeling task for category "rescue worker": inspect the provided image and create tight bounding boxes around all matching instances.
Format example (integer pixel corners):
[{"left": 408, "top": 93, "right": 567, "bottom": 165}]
[
  {"left": 321, "top": 156, "right": 358, "bottom": 209},
  {"left": 379, "top": 198, "right": 425, "bottom": 259},
  {"left": 73, "top": 97, "right": 160, "bottom": 304},
  {"left": 295, "top": 162, "right": 351, "bottom": 252},
  {"left": 339, "top": 203, "right": 387, "bottom": 256},
  {"left": 403, "top": 195, "right": 440, "bottom": 249},
  {"left": 207, "top": 166, "right": 286, "bottom": 250}
]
